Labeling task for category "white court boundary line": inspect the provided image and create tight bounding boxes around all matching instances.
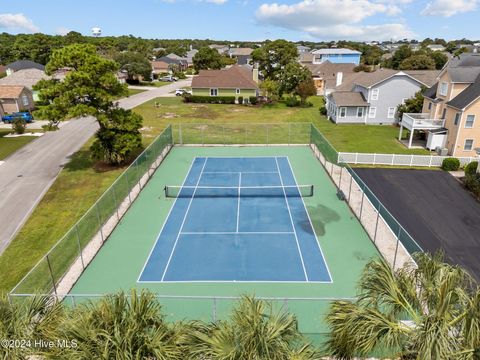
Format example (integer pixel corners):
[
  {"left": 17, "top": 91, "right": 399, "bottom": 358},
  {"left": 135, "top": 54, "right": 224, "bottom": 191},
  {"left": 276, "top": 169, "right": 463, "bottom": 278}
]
[
  {"left": 286, "top": 157, "right": 333, "bottom": 283},
  {"left": 236, "top": 172, "right": 241, "bottom": 233},
  {"left": 160, "top": 157, "right": 208, "bottom": 281},
  {"left": 180, "top": 231, "right": 295, "bottom": 235},
  {"left": 137, "top": 157, "right": 199, "bottom": 283},
  {"left": 138, "top": 155, "right": 331, "bottom": 284},
  {"left": 275, "top": 157, "right": 309, "bottom": 282}
]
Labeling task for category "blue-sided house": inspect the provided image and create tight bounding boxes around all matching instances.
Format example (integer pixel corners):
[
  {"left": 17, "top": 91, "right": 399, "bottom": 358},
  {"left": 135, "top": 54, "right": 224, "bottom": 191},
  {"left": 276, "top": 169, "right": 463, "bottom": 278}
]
[{"left": 312, "top": 48, "right": 362, "bottom": 65}]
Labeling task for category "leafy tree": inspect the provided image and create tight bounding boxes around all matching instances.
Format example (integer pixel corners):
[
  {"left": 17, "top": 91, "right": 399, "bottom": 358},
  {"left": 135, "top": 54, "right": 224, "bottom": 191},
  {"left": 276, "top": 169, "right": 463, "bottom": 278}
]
[
  {"left": 259, "top": 78, "right": 280, "bottom": 102},
  {"left": 389, "top": 44, "right": 413, "bottom": 69},
  {"left": 277, "top": 62, "right": 311, "bottom": 95},
  {"left": 431, "top": 51, "right": 448, "bottom": 69},
  {"left": 114, "top": 51, "right": 152, "bottom": 81},
  {"left": 325, "top": 252, "right": 480, "bottom": 359},
  {"left": 296, "top": 77, "right": 317, "bottom": 105},
  {"left": 34, "top": 44, "right": 142, "bottom": 165},
  {"left": 446, "top": 41, "right": 458, "bottom": 54},
  {"left": 454, "top": 47, "right": 469, "bottom": 58},
  {"left": 192, "top": 47, "right": 223, "bottom": 71},
  {"left": 399, "top": 54, "right": 436, "bottom": 70},
  {"left": 396, "top": 88, "right": 425, "bottom": 120},
  {"left": 251, "top": 39, "right": 298, "bottom": 79},
  {"left": 165, "top": 43, "right": 188, "bottom": 57},
  {"left": 91, "top": 107, "right": 143, "bottom": 164},
  {"left": 63, "top": 31, "right": 85, "bottom": 45},
  {"left": 186, "top": 295, "right": 319, "bottom": 359}
]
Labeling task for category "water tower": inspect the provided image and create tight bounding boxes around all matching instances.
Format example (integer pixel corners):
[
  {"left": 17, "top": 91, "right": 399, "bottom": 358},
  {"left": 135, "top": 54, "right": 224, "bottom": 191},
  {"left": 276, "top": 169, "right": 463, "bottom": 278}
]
[{"left": 91, "top": 27, "right": 102, "bottom": 37}]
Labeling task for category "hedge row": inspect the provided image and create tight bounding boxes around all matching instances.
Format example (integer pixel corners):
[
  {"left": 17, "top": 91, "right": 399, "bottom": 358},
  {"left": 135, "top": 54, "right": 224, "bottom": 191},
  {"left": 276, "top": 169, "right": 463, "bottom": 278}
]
[{"left": 183, "top": 95, "right": 258, "bottom": 105}]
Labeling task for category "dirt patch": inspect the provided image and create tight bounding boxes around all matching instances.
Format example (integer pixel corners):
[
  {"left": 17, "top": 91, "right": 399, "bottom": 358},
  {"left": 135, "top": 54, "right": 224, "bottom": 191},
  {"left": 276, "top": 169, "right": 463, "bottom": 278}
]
[
  {"left": 162, "top": 112, "right": 180, "bottom": 119},
  {"left": 189, "top": 107, "right": 218, "bottom": 119}
]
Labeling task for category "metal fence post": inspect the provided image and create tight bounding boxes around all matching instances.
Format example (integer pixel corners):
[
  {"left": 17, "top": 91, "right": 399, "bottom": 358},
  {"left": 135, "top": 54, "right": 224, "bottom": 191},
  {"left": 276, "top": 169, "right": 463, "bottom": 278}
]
[
  {"left": 179, "top": 124, "right": 183, "bottom": 144},
  {"left": 95, "top": 203, "right": 104, "bottom": 243},
  {"left": 288, "top": 123, "right": 291, "bottom": 145},
  {"left": 348, "top": 173, "right": 353, "bottom": 202},
  {"left": 201, "top": 127, "right": 205, "bottom": 146},
  {"left": 46, "top": 254, "right": 57, "bottom": 296},
  {"left": 338, "top": 165, "right": 343, "bottom": 190},
  {"left": 112, "top": 186, "right": 120, "bottom": 221},
  {"left": 135, "top": 161, "right": 142, "bottom": 190},
  {"left": 266, "top": 125, "right": 269, "bottom": 145},
  {"left": 373, "top": 201, "right": 381, "bottom": 244},
  {"left": 71, "top": 295, "right": 76, "bottom": 308},
  {"left": 213, "top": 297, "right": 217, "bottom": 322},
  {"left": 125, "top": 172, "right": 132, "bottom": 205},
  {"left": 223, "top": 126, "right": 226, "bottom": 145},
  {"left": 393, "top": 228, "right": 402, "bottom": 269},
  {"left": 359, "top": 185, "right": 365, "bottom": 220},
  {"left": 75, "top": 225, "right": 85, "bottom": 270}
]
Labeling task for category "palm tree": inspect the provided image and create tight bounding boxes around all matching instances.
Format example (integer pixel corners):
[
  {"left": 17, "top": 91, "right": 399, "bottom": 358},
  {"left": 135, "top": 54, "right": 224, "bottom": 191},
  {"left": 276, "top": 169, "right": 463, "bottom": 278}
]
[
  {"left": 185, "top": 295, "right": 319, "bottom": 360},
  {"left": 325, "top": 252, "right": 480, "bottom": 359},
  {"left": 0, "top": 294, "right": 64, "bottom": 359},
  {"left": 45, "top": 289, "right": 186, "bottom": 359}
]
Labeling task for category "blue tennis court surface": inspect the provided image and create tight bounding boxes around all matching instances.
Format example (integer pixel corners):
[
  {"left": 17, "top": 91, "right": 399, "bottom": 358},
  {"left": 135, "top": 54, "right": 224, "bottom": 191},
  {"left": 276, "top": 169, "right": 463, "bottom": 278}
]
[{"left": 138, "top": 156, "right": 331, "bottom": 283}]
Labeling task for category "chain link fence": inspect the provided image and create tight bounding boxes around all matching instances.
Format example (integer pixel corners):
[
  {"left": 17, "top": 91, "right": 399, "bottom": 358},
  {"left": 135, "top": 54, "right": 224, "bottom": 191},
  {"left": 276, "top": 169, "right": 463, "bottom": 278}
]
[{"left": 10, "top": 126, "right": 174, "bottom": 297}]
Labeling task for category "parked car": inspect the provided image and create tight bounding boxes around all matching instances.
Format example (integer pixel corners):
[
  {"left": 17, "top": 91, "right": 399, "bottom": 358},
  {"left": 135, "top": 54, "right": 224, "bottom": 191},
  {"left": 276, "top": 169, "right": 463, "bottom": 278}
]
[
  {"left": 175, "top": 89, "right": 192, "bottom": 96},
  {"left": 2, "top": 112, "right": 34, "bottom": 124},
  {"left": 159, "top": 75, "right": 177, "bottom": 82}
]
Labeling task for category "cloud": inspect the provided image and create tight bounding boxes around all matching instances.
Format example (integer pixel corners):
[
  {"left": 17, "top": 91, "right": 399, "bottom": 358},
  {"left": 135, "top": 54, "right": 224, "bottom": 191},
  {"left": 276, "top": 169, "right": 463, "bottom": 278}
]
[
  {"left": 0, "top": 13, "right": 39, "bottom": 33},
  {"left": 205, "top": 0, "right": 228, "bottom": 4},
  {"left": 160, "top": 0, "right": 227, "bottom": 4},
  {"left": 421, "top": 0, "right": 478, "bottom": 17},
  {"left": 255, "top": 0, "right": 414, "bottom": 40},
  {"left": 56, "top": 27, "right": 70, "bottom": 36}
]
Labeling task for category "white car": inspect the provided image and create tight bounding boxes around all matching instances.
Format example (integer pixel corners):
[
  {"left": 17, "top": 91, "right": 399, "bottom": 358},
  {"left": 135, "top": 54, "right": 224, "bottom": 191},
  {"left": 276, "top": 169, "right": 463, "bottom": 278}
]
[{"left": 175, "top": 89, "right": 192, "bottom": 96}]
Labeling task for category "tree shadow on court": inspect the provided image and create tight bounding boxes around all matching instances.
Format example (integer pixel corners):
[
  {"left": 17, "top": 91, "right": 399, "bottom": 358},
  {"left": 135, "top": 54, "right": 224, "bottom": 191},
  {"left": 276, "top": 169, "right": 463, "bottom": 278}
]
[{"left": 305, "top": 204, "right": 340, "bottom": 236}]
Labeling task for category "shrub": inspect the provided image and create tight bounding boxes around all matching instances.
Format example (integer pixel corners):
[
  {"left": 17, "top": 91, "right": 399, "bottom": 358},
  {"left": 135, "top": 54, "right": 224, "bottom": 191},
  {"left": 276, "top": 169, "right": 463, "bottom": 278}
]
[
  {"left": 12, "top": 118, "right": 26, "bottom": 134},
  {"left": 249, "top": 96, "right": 258, "bottom": 105},
  {"left": 174, "top": 72, "right": 187, "bottom": 79},
  {"left": 464, "top": 161, "right": 478, "bottom": 176},
  {"left": 184, "top": 95, "right": 236, "bottom": 104},
  {"left": 441, "top": 157, "right": 460, "bottom": 171},
  {"left": 42, "top": 122, "right": 60, "bottom": 131},
  {"left": 285, "top": 95, "right": 300, "bottom": 107},
  {"left": 237, "top": 96, "right": 243, "bottom": 105},
  {"left": 319, "top": 105, "right": 327, "bottom": 115},
  {"left": 465, "top": 173, "right": 480, "bottom": 197}
]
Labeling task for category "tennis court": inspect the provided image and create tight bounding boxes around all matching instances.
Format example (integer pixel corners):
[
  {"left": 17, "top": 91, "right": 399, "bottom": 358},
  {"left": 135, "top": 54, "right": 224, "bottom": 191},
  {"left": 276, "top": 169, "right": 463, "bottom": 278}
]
[{"left": 139, "top": 156, "right": 331, "bottom": 283}]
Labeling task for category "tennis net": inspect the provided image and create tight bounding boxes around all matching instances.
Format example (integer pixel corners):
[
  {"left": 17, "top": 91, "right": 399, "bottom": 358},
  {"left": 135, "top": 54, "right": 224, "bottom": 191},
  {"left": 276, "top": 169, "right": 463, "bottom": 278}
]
[{"left": 164, "top": 185, "right": 314, "bottom": 198}]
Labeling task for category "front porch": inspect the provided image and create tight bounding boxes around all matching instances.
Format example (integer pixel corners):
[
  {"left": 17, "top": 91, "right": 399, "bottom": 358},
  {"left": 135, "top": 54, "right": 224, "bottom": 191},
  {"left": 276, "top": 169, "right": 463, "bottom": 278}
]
[{"left": 399, "top": 113, "right": 445, "bottom": 149}]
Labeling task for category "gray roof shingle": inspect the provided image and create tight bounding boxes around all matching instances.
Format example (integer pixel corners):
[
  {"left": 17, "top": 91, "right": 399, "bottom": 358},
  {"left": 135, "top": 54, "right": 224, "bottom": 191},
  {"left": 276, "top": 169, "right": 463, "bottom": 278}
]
[
  {"left": 6, "top": 60, "right": 45, "bottom": 72},
  {"left": 330, "top": 91, "right": 368, "bottom": 106}
]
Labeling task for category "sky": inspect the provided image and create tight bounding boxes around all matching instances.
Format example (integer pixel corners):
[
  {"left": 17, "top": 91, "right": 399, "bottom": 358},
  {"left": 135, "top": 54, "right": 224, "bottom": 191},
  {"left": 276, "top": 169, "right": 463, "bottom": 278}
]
[{"left": 0, "top": 0, "right": 479, "bottom": 42}]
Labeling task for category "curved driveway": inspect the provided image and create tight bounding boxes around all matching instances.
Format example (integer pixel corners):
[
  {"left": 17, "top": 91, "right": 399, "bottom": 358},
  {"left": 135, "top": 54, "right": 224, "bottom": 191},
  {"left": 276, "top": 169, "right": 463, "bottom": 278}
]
[{"left": 0, "top": 79, "right": 190, "bottom": 253}]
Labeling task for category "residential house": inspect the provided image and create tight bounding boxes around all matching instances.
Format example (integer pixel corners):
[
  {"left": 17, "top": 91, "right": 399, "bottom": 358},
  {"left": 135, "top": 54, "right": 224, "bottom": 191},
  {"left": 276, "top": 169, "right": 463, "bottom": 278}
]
[
  {"left": 151, "top": 60, "right": 170, "bottom": 76},
  {"left": 296, "top": 45, "right": 311, "bottom": 54},
  {"left": 0, "top": 102, "right": 4, "bottom": 117},
  {"left": 0, "top": 68, "right": 48, "bottom": 101},
  {"left": 228, "top": 48, "right": 253, "bottom": 65},
  {"left": 311, "top": 48, "right": 361, "bottom": 65},
  {"left": 299, "top": 52, "right": 314, "bottom": 64},
  {"left": 326, "top": 68, "right": 439, "bottom": 124},
  {"left": 0, "top": 85, "right": 34, "bottom": 113},
  {"left": 304, "top": 61, "right": 356, "bottom": 96},
  {"left": 186, "top": 49, "right": 198, "bottom": 67},
  {"left": 427, "top": 44, "right": 446, "bottom": 52},
  {"left": 151, "top": 54, "right": 188, "bottom": 76},
  {"left": 209, "top": 44, "right": 229, "bottom": 55},
  {"left": 401, "top": 53, "right": 480, "bottom": 156},
  {"left": 191, "top": 65, "right": 258, "bottom": 101},
  {"left": 5, "top": 60, "right": 45, "bottom": 76}
]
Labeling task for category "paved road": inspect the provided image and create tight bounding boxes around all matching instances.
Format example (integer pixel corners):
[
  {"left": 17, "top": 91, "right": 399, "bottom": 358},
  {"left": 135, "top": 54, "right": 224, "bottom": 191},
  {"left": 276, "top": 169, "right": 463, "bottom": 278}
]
[{"left": 0, "top": 78, "right": 191, "bottom": 253}]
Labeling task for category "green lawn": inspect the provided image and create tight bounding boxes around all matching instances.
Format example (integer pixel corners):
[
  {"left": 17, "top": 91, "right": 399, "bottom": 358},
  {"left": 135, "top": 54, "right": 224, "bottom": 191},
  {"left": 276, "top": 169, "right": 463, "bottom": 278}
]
[
  {"left": 127, "top": 88, "right": 146, "bottom": 96},
  {"left": 134, "top": 97, "right": 429, "bottom": 155},
  {"left": 0, "top": 140, "right": 125, "bottom": 293},
  {"left": 0, "top": 96, "right": 429, "bottom": 294},
  {"left": 0, "top": 130, "right": 37, "bottom": 160}
]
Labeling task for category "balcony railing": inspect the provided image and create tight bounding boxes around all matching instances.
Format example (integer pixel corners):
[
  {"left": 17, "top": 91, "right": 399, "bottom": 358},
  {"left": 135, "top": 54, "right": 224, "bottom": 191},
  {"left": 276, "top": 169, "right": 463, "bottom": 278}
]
[{"left": 401, "top": 113, "right": 445, "bottom": 130}]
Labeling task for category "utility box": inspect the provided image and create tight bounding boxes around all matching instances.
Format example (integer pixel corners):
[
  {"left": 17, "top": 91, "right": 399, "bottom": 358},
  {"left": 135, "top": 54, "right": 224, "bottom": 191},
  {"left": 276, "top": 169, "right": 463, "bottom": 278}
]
[{"left": 427, "top": 129, "right": 447, "bottom": 151}]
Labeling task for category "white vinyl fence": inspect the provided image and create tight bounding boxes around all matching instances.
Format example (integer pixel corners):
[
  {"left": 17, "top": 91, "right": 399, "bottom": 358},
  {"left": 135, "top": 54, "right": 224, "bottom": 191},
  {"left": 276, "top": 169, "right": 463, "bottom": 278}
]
[{"left": 338, "top": 152, "right": 476, "bottom": 167}]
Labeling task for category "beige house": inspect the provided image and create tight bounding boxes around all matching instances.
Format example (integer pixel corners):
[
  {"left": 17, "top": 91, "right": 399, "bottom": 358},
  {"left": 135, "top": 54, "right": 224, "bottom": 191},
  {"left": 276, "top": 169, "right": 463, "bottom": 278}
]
[
  {"left": 304, "top": 61, "right": 356, "bottom": 96},
  {"left": 0, "top": 85, "right": 34, "bottom": 113},
  {"left": 0, "top": 68, "right": 48, "bottom": 101},
  {"left": 401, "top": 54, "right": 480, "bottom": 156},
  {"left": 0, "top": 102, "right": 4, "bottom": 117}
]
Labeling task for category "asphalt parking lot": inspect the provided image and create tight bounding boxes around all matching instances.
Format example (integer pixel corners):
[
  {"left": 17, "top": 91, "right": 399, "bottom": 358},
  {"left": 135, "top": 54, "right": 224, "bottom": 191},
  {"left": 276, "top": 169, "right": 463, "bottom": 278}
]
[{"left": 356, "top": 168, "right": 480, "bottom": 281}]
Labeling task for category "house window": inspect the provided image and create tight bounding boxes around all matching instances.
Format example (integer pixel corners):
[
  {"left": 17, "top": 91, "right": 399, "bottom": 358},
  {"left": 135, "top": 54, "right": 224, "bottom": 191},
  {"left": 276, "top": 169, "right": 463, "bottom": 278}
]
[
  {"left": 454, "top": 112, "right": 461, "bottom": 125},
  {"left": 371, "top": 89, "right": 379, "bottom": 101},
  {"left": 465, "top": 114, "right": 475, "bottom": 128},
  {"left": 236, "top": 88, "right": 240, "bottom": 94},
  {"left": 22, "top": 95, "right": 29, "bottom": 106},
  {"left": 210, "top": 88, "right": 218, "bottom": 96},
  {"left": 387, "top": 107, "right": 396, "bottom": 118},
  {"left": 368, "top": 107, "right": 376, "bottom": 118},
  {"left": 439, "top": 82, "right": 448, "bottom": 96},
  {"left": 356, "top": 107, "right": 364, "bottom": 118},
  {"left": 464, "top": 139, "right": 474, "bottom": 151},
  {"left": 428, "top": 102, "right": 432, "bottom": 110},
  {"left": 339, "top": 107, "right": 347, "bottom": 118}
]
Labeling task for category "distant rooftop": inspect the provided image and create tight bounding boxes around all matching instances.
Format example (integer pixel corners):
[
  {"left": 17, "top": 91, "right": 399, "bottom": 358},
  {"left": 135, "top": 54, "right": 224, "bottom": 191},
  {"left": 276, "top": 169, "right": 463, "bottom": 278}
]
[{"left": 312, "top": 48, "right": 361, "bottom": 55}]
